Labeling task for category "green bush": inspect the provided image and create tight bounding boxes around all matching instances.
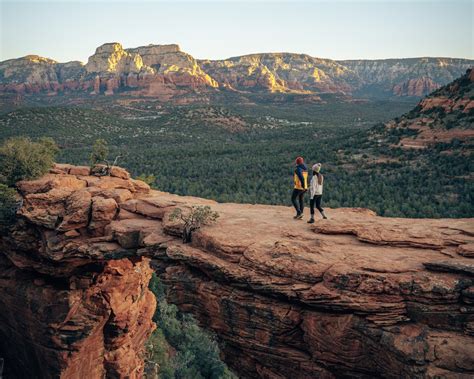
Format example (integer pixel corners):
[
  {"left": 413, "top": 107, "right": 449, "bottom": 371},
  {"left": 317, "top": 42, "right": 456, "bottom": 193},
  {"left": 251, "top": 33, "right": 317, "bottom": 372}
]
[
  {"left": 136, "top": 173, "right": 157, "bottom": 188},
  {"left": 0, "top": 184, "right": 19, "bottom": 230},
  {"left": 169, "top": 206, "right": 219, "bottom": 243},
  {"left": 0, "top": 137, "right": 58, "bottom": 186},
  {"left": 147, "top": 273, "right": 236, "bottom": 379},
  {"left": 90, "top": 138, "right": 109, "bottom": 167}
]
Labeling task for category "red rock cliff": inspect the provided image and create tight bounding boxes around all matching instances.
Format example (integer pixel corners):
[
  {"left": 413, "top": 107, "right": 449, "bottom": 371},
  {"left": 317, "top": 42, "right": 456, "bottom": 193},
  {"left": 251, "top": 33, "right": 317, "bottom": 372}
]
[
  {"left": 1, "top": 165, "right": 474, "bottom": 378},
  {"left": 0, "top": 165, "right": 156, "bottom": 378},
  {"left": 147, "top": 199, "right": 474, "bottom": 378}
]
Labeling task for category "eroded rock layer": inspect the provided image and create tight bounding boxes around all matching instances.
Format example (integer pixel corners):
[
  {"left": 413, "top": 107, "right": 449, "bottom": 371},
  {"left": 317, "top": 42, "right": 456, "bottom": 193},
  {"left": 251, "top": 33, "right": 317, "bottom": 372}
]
[
  {"left": 148, "top": 202, "right": 474, "bottom": 378},
  {"left": 1, "top": 165, "right": 473, "bottom": 378},
  {"left": 0, "top": 165, "right": 156, "bottom": 378}
]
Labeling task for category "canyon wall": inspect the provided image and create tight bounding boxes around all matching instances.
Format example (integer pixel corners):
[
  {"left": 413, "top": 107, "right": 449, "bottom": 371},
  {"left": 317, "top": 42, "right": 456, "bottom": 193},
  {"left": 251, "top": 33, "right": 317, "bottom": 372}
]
[
  {"left": 1, "top": 166, "right": 473, "bottom": 378},
  {"left": 0, "top": 165, "right": 156, "bottom": 378}
]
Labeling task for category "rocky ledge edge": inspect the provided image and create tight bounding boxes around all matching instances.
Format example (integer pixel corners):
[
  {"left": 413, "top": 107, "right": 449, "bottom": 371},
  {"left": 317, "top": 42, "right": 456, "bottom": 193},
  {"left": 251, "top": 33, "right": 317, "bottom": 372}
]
[{"left": 0, "top": 164, "right": 473, "bottom": 378}]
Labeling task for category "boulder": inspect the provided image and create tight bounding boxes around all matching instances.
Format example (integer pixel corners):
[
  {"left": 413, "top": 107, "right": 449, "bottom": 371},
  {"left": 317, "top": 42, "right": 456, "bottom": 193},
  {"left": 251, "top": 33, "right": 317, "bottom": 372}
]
[
  {"left": 109, "top": 166, "right": 130, "bottom": 180},
  {"left": 17, "top": 174, "right": 86, "bottom": 195},
  {"left": 18, "top": 188, "right": 72, "bottom": 228},
  {"left": 57, "top": 189, "right": 92, "bottom": 231},
  {"left": 89, "top": 197, "right": 118, "bottom": 230},
  {"left": 69, "top": 165, "right": 91, "bottom": 176}
]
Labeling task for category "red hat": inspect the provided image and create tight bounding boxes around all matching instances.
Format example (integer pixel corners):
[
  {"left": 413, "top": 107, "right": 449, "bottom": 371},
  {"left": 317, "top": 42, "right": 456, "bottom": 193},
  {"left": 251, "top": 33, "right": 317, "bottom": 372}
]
[{"left": 295, "top": 156, "right": 304, "bottom": 164}]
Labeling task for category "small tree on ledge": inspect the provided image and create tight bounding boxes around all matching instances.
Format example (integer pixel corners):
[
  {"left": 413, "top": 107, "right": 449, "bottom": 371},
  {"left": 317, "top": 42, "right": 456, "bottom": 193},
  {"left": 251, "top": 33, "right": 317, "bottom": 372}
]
[
  {"left": 90, "top": 139, "right": 109, "bottom": 168},
  {"left": 169, "top": 205, "right": 219, "bottom": 243}
]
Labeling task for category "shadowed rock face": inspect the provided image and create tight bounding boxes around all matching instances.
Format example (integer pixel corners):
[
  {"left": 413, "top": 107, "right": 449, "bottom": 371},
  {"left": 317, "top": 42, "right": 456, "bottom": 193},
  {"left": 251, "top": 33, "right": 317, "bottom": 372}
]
[
  {"left": 392, "top": 76, "right": 440, "bottom": 97},
  {"left": 0, "top": 165, "right": 156, "bottom": 378},
  {"left": 1, "top": 165, "right": 473, "bottom": 378}
]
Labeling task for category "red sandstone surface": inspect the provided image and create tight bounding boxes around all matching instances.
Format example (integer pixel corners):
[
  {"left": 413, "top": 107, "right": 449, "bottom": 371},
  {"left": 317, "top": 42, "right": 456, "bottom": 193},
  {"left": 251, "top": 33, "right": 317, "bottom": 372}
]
[
  {"left": 1, "top": 165, "right": 473, "bottom": 378},
  {"left": 0, "top": 165, "right": 156, "bottom": 378}
]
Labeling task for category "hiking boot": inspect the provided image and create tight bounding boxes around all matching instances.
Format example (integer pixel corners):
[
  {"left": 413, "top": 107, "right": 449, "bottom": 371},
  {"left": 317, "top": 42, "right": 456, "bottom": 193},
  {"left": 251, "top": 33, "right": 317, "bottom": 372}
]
[
  {"left": 296, "top": 213, "right": 304, "bottom": 220},
  {"left": 293, "top": 213, "right": 301, "bottom": 219},
  {"left": 307, "top": 218, "right": 315, "bottom": 224},
  {"left": 321, "top": 211, "right": 328, "bottom": 219}
]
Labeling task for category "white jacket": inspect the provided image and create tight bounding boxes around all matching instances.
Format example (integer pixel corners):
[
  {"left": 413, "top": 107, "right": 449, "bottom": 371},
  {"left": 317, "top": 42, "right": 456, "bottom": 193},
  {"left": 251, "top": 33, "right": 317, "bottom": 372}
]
[{"left": 310, "top": 174, "right": 323, "bottom": 197}]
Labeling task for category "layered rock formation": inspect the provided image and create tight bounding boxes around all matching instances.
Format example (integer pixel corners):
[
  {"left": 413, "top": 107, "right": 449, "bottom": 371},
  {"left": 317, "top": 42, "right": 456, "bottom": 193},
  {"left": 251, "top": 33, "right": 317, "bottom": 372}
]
[
  {"left": 199, "top": 53, "right": 356, "bottom": 94},
  {"left": 340, "top": 57, "right": 471, "bottom": 96},
  {"left": 0, "top": 55, "right": 84, "bottom": 94},
  {"left": 378, "top": 68, "right": 474, "bottom": 148},
  {"left": 150, "top": 200, "right": 474, "bottom": 378},
  {"left": 0, "top": 43, "right": 218, "bottom": 99},
  {"left": 1, "top": 43, "right": 472, "bottom": 100},
  {"left": 1, "top": 165, "right": 473, "bottom": 378},
  {"left": 392, "top": 77, "right": 440, "bottom": 97},
  {"left": 0, "top": 165, "right": 156, "bottom": 378}
]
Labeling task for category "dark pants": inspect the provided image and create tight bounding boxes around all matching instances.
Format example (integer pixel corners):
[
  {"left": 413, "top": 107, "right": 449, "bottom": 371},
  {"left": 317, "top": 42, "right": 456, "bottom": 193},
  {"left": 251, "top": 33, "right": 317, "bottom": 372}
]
[
  {"left": 310, "top": 195, "right": 324, "bottom": 216},
  {"left": 291, "top": 189, "right": 305, "bottom": 214}
]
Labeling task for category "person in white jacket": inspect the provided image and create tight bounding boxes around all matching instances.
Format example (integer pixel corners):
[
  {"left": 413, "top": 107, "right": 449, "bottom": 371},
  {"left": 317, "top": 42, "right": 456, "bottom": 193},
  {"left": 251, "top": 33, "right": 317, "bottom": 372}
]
[{"left": 308, "top": 163, "right": 328, "bottom": 223}]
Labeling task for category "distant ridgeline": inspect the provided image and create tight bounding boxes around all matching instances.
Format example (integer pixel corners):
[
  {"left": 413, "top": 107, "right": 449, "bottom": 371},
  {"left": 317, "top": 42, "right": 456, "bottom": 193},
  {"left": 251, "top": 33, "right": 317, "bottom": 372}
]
[{"left": 0, "top": 41, "right": 473, "bottom": 104}]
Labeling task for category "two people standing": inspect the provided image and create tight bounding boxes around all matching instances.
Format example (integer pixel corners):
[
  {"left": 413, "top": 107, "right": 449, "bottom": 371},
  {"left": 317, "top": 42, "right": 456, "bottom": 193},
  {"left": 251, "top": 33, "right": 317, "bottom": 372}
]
[{"left": 291, "top": 157, "right": 328, "bottom": 222}]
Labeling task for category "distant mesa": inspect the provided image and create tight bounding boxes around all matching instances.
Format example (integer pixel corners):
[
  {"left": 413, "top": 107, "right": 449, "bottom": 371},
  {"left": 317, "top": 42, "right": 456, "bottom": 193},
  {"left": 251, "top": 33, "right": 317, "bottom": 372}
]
[{"left": 0, "top": 41, "right": 473, "bottom": 101}]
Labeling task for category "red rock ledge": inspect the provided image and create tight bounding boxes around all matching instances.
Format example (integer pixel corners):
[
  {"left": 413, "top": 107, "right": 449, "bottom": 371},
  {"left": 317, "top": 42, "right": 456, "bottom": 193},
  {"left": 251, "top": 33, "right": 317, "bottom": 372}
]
[{"left": 1, "top": 164, "right": 474, "bottom": 378}]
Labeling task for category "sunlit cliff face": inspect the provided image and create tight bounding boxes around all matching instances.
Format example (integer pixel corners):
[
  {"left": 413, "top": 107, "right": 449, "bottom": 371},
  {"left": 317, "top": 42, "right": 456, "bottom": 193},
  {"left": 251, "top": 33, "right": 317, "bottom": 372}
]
[{"left": 0, "top": 42, "right": 472, "bottom": 97}]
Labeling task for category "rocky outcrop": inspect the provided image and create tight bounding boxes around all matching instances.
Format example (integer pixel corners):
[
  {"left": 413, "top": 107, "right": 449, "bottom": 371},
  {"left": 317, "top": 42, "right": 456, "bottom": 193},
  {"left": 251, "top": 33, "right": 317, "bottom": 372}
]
[
  {"left": 379, "top": 68, "right": 474, "bottom": 148},
  {"left": 0, "top": 55, "right": 72, "bottom": 94},
  {"left": 83, "top": 42, "right": 218, "bottom": 96},
  {"left": 0, "top": 165, "right": 156, "bottom": 378},
  {"left": 149, "top": 202, "right": 474, "bottom": 378},
  {"left": 1, "top": 165, "right": 474, "bottom": 378},
  {"left": 85, "top": 43, "right": 145, "bottom": 74},
  {"left": 1, "top": 43, "right": 472, "bottom": 100}
]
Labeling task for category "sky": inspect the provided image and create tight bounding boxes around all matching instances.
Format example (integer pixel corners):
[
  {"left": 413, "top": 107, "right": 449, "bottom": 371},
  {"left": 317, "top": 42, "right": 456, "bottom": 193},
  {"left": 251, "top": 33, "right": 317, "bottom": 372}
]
[{"left": 0, "top": 0, "right": 472, "bottom": 63}]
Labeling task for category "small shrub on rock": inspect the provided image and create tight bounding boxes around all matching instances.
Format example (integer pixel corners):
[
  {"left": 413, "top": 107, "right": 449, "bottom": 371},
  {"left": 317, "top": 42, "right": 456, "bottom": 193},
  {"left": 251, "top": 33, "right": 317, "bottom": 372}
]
[
  {"left": 90, "top": 139, "right": 109, "bottom": 167},
  {"left": 169, "top": 205, "right": 219, "bottom": 243}
]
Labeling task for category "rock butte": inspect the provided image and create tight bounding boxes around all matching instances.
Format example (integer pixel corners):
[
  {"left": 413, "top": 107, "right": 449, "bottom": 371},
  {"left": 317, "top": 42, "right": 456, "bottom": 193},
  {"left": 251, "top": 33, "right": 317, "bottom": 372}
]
[{"left": 0, "top": 165, "right": 473, "bottom": 378}]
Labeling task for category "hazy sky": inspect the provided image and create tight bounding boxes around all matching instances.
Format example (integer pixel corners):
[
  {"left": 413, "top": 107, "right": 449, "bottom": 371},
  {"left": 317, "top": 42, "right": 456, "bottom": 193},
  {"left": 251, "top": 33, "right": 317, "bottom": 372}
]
[{"left": 1, "top": 0, "right": 472, "bottom": 63}]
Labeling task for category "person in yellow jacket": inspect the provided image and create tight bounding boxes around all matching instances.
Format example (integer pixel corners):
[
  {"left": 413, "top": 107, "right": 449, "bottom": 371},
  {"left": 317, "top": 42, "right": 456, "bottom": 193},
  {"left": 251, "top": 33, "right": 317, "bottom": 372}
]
[{"left": 291, "top": 156, "right": 308, "bottom": 219}]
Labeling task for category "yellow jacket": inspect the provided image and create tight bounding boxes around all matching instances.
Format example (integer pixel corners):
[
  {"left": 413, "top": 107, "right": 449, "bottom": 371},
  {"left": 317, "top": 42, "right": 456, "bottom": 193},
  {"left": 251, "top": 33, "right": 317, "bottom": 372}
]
[{"left": 293, "top": 165, "right": 308, "bottom": 190}]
